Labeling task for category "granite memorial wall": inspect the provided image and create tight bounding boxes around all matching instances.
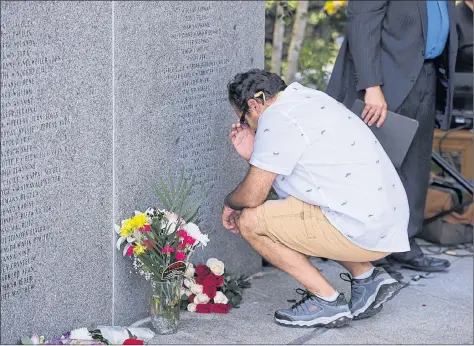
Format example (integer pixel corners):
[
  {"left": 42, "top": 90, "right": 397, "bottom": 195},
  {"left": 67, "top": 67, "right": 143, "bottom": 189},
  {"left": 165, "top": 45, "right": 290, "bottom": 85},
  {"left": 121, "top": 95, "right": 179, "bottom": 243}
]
[{"left": 0, "top": 1, "right": 264, "bottom": 342}]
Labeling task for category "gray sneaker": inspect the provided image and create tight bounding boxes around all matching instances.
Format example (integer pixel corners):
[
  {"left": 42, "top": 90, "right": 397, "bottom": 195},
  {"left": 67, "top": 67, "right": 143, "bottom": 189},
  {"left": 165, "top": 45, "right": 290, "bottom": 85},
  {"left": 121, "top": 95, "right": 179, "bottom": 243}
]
[
  {"left": 341, "top": 267, "right": 404, "bottom": 320},
  {"left": 274, "top": 289, "right": 353, "bottom": 328}
]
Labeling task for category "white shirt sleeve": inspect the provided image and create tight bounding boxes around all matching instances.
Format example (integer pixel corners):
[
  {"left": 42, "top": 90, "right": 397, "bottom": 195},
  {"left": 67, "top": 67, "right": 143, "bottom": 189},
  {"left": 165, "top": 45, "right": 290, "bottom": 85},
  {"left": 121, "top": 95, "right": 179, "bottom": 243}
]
[{"left": 249, "top": 110, "right": 306, "bottom": 176}]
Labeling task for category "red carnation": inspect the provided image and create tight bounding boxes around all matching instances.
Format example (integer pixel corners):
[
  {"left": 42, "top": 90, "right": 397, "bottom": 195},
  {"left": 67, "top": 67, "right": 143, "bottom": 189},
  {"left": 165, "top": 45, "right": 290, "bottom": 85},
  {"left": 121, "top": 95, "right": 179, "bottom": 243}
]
[
  {"left": 196, "top": 303, "right": 213, "bottom": 314},
  {"left": 195, "top": 264, "right": 211, "bottom": 277},
  {"left": 203, "top": 285, "right": 217, "bottom": 299},
  {"left": 188, "top": 294, "right": 196, "bottom": 303},
  {"left": 203, "top": 273, "right": 224, "bottom": 287},
  {"left": 123, "top": 339, "right": 144, "bottom": 345},
  {"left": 213, "top": 303, "right": 232, "bottom": 314}
]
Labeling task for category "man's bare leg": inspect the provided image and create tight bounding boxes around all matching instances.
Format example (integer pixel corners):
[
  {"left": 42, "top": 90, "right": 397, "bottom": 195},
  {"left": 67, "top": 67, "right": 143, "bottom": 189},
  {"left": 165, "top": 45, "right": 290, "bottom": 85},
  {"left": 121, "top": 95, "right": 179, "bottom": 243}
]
[
  {"left": 237, "top": 207, "right": 335, "bottom": 297},
  {"left": 337, "top": 261, "right": 374, "bottom": 277}
]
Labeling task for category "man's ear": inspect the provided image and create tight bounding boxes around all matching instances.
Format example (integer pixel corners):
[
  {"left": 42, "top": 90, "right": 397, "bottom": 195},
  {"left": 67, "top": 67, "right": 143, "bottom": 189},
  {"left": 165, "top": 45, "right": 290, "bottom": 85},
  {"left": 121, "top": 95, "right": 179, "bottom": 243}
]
[{"left": 247, "top": 99, "right": 259, "bottom": 112}]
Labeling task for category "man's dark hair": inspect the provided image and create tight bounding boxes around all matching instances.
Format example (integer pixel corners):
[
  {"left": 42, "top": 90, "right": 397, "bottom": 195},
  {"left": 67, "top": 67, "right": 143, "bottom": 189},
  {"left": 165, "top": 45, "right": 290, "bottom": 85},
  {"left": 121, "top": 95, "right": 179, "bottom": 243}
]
[{"left": 227, "top": 69, "right": 287, "bottom": 114}]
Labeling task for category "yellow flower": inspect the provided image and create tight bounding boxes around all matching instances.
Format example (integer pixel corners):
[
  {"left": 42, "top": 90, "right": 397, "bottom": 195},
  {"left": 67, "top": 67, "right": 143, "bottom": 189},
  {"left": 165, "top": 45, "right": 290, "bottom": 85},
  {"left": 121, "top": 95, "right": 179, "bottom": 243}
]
[
  {"left": 120, "top": 218, "right": 134, "bottom": 237},
  {"left": 324, "top": 1, "right": 347, "bottom": 15},
  {"left": 131, "top": 213, "right": 147, "bottom": 229},
  {"left": 324, "top": 1, "right": 336, "bottom": 14},
  {"left": 133, "top": 244, "right": 146, "bottom": 256}
]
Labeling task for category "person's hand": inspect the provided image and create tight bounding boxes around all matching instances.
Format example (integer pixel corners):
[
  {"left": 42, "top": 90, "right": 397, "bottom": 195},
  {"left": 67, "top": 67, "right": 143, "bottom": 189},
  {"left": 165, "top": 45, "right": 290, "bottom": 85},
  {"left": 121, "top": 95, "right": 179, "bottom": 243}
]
[
  {"left": 363, "top": 86, "right": 388, "bottom": 128},
  {"left": 228, "top": 122, "right": 255, "bottom": 161},
  {"left": 222, "top": 205, "right": 241, "bottom": 234}
]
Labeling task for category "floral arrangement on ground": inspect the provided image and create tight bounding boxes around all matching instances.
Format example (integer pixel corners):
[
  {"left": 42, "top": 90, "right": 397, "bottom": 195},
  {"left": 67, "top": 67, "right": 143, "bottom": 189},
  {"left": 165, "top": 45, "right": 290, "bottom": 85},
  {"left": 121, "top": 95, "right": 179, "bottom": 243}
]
[
  {"left": 180, "top": 258, "right": 251, "bottom": 314},
  {"left": 21, "top": 326, "right": 154, "bottom": 345}
]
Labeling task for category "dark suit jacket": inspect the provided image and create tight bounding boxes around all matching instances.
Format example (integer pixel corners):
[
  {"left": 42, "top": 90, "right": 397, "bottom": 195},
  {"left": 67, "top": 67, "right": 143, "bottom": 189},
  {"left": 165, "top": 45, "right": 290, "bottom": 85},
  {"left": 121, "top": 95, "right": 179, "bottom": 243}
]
[
  {"left": 326, "top": 1, "right": 458, "bottom": 131},
  {"left": 455, "top": 1, "right": 473, "bottom": 72}
]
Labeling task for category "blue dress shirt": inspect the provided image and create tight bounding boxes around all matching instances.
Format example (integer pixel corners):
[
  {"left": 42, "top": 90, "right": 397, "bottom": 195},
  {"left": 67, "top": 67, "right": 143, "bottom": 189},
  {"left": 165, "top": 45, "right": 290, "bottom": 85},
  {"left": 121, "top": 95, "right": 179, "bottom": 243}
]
[{"left": 425, "top": 1, "right": 450, "bottom": 59}]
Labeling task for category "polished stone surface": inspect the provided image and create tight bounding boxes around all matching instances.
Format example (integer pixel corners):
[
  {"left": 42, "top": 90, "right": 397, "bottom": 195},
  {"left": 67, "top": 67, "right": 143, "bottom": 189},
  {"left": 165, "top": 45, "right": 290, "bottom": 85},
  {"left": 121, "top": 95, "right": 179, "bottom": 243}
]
[
  {"left": 0, "top": 1, "right": 264, "bottom": 342},
  {"left": 1, "top": 2, "right": 113, "bottom": 343},
  {"left": 112, "top": 0, "right": 264, "bottom": 326}
]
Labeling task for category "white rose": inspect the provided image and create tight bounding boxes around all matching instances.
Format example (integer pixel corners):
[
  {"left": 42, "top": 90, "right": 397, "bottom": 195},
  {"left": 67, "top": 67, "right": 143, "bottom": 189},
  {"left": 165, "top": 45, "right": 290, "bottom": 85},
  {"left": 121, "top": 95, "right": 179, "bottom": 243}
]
[
  {"left": 194, "top": 293, "right": 210, "bottom": 304},
  {"left": 190, "top": 283, "right": 203, "bottom": 295},
  {"left": 184, "top": 263, "right": 195, "bottom": 278},
  {"left": 185, "top": 289, "right": 193, "bottom": 297},
  {"left": 187, "top": 303, "right": 197, "bottom": 312},
  {"left": 206, "top": 258, "right": 225, "bottom": 276},
  {"left": 183, "top": 278, "right": 194, "bottom": 288},
  {"left": 213, "top": 291, "right": 229, "bottom": 304}
]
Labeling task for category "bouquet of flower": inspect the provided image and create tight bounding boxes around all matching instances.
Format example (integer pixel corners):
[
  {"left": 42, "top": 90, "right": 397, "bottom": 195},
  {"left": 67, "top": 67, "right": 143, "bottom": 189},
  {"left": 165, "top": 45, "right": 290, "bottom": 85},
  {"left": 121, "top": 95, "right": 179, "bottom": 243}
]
[
  {"left": 115, "top": 170, "right": 209, "bottom": 282},
  {"left": 180, "top": 258, "right": 251, "bottom": 314},
  {"left": 115, "top": 208, "right": 209, "bottom": 281},
  {"left": 115, "top": 169, "right": 209, "bottom": 334},
  {"left": 21, "top": 327, "right": 154, "bottom": 345}
]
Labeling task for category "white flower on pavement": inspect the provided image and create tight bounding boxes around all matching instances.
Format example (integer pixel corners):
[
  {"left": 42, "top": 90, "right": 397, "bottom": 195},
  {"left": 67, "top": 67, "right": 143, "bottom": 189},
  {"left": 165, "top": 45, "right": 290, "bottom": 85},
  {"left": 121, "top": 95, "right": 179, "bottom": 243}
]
[
  {"left": 214, "top": 291, "right": 229, "bottom": 304},
  {"left": 194, "top": 293, "right": 210, "bottom": 304},
  {"left": 187, "top": 303, "right": 197, "bottom": 312},
  {"left": 206, "top": 258, "right": 225, "bottom": 276},
  {"left": 70, "top": 328, "right": 94, "bottom": 340},
  {"left": 183, "top": 278, "right": 194, "bottom": 288},
  {"left": 190, "top": 283, "right": 203, "bottom": 295}
]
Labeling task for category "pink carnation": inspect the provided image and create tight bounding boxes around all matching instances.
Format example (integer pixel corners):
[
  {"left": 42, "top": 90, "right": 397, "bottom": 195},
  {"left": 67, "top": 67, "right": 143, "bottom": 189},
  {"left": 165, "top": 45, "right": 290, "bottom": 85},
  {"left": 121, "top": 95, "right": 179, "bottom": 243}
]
[
  {"left": 185, "top": 235, "right": 196, "bottom": 245},
  {"left": 177, "top": 241, "right": 186, "bottom": 250},
  {"left": 126, "top": 246, "right": 134, "bottom": 257},
  {"left": 177, "top": 229, "right": 188, "bottom": 238},
  {"left": 140, "top": 224, "right": 151, "bottom": 232},
  {"left": 161, "top": 245, "right": 175, "bottom": 254},
  {"left": 175, "top": 252, "right": 187, "bottom": 261}
]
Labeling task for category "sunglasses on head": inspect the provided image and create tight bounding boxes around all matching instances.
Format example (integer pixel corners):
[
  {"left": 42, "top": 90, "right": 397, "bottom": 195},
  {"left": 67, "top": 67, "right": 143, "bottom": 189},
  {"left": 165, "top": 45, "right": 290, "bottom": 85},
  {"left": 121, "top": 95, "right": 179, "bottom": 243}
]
[{"left": 240, "top": 91, "right": 266, "bottom": 125}]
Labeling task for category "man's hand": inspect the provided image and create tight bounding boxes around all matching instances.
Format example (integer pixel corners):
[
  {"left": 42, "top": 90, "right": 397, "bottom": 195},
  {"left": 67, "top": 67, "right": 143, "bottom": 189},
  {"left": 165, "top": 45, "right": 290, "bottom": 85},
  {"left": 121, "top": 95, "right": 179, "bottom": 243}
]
[
  {"left": 363, "top": 86, "right": 387, "bottom": 128},
  {"left": 222, "top": 205, "right": 241, "bottom": 234},
  {"left": 229, "top": 122, "right": 255, "bottom": 161}
]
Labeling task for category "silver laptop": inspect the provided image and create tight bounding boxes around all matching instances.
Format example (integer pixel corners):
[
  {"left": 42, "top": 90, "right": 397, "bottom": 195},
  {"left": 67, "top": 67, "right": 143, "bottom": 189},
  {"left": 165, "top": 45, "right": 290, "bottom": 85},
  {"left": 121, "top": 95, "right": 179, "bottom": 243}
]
[{"left": 351, "top": 99, "right": 419, "bottom": 168}]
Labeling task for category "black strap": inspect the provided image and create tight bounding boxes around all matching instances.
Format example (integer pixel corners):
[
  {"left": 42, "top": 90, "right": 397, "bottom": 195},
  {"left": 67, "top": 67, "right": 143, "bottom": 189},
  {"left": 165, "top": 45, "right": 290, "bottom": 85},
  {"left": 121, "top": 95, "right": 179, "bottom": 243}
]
[{"left": 423, "top": 199, "right": 473, "bottom": 225}]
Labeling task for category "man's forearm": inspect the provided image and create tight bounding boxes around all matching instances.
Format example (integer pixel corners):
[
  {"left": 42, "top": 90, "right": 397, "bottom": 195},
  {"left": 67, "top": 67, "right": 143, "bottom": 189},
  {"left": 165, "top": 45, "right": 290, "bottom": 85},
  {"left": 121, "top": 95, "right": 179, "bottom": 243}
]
[
  {"left": 224, "top": 188, "right": 246, "bottom": 211},
  {"left": 224, "top": 166, "right": 276, "bottom": 210},
  {"left": 224, "top": 182, "right": 257, "bottom": 210}
]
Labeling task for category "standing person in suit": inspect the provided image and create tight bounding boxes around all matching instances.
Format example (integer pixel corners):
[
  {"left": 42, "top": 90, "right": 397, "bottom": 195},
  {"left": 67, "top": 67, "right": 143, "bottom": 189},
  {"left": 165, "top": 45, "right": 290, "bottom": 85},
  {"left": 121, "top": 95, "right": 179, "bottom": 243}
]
[
  {"left": 455, "top": 0, "right": 473, "bottom": 73},
  {"left": 327, "top": 1, "right": 458, "bottom": 272}
]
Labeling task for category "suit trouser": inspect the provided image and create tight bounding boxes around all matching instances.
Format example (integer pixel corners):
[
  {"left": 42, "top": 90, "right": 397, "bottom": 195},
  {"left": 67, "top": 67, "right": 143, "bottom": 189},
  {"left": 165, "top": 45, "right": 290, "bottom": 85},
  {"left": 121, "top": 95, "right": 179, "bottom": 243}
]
[{"left": 390, "top": 60, "right": 437, "bottom": 261}]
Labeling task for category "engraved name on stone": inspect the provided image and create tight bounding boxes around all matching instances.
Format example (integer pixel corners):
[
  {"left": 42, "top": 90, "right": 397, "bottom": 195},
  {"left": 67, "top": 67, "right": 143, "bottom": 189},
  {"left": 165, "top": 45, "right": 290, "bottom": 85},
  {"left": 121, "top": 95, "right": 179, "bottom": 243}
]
[{"left": 1, "top": 19, "right": 65, "bottom": 301}]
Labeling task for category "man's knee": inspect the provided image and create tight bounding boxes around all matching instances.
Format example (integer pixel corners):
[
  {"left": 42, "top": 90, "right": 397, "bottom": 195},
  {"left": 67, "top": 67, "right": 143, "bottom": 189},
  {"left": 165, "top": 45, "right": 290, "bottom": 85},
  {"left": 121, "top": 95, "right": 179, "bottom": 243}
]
[{"left": 238, "top": 207, "right": 260, "bottom": 239}]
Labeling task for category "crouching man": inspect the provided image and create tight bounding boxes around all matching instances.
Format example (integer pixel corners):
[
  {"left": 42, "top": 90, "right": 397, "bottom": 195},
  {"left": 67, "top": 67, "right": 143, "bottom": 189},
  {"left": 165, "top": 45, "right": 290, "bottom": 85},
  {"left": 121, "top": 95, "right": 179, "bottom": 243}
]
[{"left": 222, "top": 69, "right": 408, "bottom": 328}]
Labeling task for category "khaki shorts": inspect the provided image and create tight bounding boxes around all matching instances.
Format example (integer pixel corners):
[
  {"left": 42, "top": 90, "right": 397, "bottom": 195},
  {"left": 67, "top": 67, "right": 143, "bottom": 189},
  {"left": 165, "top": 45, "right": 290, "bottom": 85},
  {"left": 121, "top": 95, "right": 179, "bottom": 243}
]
[{"left": 256, "top": 196, "right": 389, "bottom": 262}]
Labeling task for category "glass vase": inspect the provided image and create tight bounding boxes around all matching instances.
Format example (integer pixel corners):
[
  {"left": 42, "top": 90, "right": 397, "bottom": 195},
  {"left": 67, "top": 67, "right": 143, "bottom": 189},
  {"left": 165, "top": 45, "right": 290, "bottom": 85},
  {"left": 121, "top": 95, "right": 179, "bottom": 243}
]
[{"left": 150, "top": 278, "right": 182, "bottom": 335}]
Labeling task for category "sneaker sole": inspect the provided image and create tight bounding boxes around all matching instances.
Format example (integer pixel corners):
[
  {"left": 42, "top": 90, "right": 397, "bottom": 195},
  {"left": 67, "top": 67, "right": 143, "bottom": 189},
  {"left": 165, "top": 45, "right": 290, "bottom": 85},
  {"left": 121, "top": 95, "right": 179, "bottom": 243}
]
[
  {"left": 275, "top": 311, "right": 353, "bottom": 328},
  {"left": 353, "top": 281, "right": 404, "bottom": 320}
]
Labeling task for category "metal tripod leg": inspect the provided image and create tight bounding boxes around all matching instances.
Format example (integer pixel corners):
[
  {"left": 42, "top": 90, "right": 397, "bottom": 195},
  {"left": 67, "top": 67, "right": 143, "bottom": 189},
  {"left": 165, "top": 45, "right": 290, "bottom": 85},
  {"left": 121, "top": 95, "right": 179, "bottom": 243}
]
[{"left": 431, "top": 151, "right": 473, "bottom": 194}]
